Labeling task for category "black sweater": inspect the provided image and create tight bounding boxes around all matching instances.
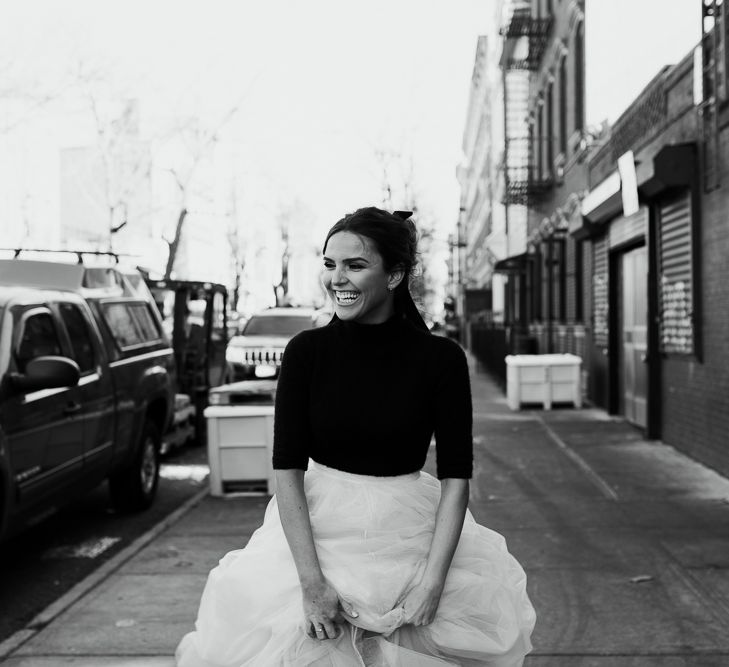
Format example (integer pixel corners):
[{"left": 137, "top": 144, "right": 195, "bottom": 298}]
[{"left": 272, "top": 314, "right": 473, "bottom": 479}]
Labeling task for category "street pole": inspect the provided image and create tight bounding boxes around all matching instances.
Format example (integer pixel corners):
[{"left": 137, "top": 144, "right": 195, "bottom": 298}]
[{"left": 456, "top": 206, "right": 467, "bottom": 346}]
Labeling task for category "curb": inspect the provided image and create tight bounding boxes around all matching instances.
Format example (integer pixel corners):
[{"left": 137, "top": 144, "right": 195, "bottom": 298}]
[{"left": 0, "top": 486, "right": 210, "bottom": 660}]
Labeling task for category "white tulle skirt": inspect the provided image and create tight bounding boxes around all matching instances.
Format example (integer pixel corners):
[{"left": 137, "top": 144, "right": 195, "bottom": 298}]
[{"left": 176, "top": 462, "right": 536, "bottom": 667}]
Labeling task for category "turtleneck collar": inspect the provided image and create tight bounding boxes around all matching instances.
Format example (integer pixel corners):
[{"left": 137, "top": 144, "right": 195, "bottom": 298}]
[{"left": 335, "top": 312, "right": 407, "bottom": 342}]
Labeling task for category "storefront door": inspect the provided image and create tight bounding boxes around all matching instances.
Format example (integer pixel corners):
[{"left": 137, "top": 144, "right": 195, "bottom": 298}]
[{"left": 618, "top": 245, "right": 648, "bottom": 427}]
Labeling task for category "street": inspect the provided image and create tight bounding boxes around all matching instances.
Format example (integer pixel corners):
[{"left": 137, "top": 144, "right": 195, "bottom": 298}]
[
  {"left": 2, "top": 355, "right": 729, "bottom": 665},
  {"left": 0, "top": 444, "right": 209, "bottom": 645}
]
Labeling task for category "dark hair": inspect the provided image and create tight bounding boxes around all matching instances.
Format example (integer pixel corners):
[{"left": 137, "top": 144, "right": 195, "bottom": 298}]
[{"left": 323, "top": 206, "right": 428, "bottom": 331}]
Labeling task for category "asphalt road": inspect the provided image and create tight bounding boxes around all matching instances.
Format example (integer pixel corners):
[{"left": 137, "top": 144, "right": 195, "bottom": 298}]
[{"left": 0, "top": 443, "right": 209, "bottom": 644}]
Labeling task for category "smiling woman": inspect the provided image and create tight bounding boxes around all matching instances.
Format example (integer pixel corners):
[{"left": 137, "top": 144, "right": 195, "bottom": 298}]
[
  {"left": 322, "top": 231, "right": 403, "bottom": 324},
  {"left": 176, "top": 207, "right": 535, "bottom": 667}
]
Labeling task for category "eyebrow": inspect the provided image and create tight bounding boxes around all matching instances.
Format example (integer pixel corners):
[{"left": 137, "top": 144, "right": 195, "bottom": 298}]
[{"left": 322, "top": 256, "right": 370, "bottom": 263}]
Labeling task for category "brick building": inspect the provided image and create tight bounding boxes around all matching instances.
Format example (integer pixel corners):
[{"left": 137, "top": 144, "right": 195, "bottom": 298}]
[
  {"left": 575, "top": 1, "right": 729, "bottom": 476},
  {"left": 481, "top": 0, "right": 588, "bottom": 367},
  {"left": 469, "top": 0, "right": 729, "bottom": 476}
]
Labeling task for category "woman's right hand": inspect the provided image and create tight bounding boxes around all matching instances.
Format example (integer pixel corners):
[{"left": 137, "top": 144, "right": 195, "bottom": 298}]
[{"left": 302, "top": 577, "right": 358, "bottom": 640}]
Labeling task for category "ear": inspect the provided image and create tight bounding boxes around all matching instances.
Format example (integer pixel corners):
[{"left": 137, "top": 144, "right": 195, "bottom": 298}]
[{"left": 387, "top": 267, "right": 406, "bottom": 292}]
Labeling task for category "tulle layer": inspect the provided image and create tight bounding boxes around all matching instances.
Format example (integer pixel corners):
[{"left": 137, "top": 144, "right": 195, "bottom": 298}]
[{"left": 176, "top": 463, "right": 535, "bottom": 667}]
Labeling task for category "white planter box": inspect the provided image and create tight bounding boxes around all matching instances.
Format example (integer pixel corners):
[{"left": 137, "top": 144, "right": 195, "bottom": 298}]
[
  {"left": 204, "top": 405, "right": 276, "bottom": 495},
  {"left": 505, "top": 354, "right": 582, "bottom": 411}
]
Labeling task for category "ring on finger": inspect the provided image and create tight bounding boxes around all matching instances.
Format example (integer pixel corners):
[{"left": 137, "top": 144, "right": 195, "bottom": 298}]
[{"left": 315, "top": 625, "right": 324, "bottom": 635}]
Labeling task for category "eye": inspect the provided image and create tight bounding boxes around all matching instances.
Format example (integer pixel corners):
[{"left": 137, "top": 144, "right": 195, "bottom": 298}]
[
  {"left": 348, "top": 264, "right": 364, "bottom": 271},
  {"left": 323, "top": 261, "right": 334, "bottom": 270}
]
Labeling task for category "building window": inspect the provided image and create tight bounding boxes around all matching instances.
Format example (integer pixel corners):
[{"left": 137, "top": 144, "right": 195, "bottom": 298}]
[
  {"left": 557, "top": 239, "right": 567, "bottom": 322},
  {"left": 657, "top": 192, "right": 696, "bottom": 355},
  {"left": 537, "top": 106, "right": 544, "bottom": 181},
  {"left": 559, "top": 57, "right": 567, "bottom": 154},
  {"left": 574, "top": 22, "right": 585, "bottom": 133},
  {"left": 546, "top": 82, "right": 554, "bottom": 175},
  {"left": 532, "top": 247, "right": 543, "bottom": 321},
  {"left": 574, "top": 238, "right": 584, "bottom": 322}
]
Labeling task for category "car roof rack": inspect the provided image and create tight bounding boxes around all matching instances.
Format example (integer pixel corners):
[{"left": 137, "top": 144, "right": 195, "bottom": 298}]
[
  {"left": 0, "top": 249, "right": 143, "bottom": 298},
  {"left": 0, "top": 248, "right": 123, "bottom": 264}
]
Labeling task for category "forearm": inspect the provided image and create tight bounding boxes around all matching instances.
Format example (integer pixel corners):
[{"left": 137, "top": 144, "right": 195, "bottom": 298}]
[
  {"left": 422, "top": 478, "right": 469, "bottom": 587},
  {"left": 274, "top": 469, "right": 324, "bottom": 585}
]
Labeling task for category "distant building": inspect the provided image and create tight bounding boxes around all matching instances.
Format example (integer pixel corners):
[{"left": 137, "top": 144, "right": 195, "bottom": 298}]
[{"left": 456, "top": 1, "right": 513, "bottom": 329}]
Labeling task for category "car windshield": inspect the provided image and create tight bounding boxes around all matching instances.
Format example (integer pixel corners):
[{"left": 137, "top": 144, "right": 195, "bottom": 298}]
[{"left": 242, "top": 314, "right": 313, "bottom": 337}]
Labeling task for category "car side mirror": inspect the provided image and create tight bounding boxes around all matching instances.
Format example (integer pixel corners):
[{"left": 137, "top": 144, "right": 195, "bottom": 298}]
[{"left": 9, "top": 356, "right": 81, "bottom": 394}]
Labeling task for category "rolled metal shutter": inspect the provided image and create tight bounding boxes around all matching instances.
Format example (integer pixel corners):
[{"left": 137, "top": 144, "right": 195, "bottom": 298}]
[
  {"left": 592, "top": 235, "right": 609, "bottom": 348},
  {"left": 657, "top": 192, "right": 693, "bottom": 354}
]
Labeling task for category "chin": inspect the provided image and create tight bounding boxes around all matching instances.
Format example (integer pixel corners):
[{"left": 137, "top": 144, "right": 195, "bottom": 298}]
[{"left": 335, "top": 306, "right": 359, "bottom": 320}]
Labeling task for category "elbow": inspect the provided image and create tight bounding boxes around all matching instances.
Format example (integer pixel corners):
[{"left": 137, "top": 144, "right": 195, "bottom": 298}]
[{"left": 441, "top": 478, "right": 469, "bottom": 505}]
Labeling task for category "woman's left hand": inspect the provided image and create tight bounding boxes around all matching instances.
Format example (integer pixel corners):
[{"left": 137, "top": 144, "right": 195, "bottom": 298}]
[{"left": 395, "top": 580, "right": 445, "bottom": 627}]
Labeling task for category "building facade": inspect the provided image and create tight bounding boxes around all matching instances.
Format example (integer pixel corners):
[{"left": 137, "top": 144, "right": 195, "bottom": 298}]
[
  {"left": 484, "top": 0, "right": 588, "bottom": 364},
  {"left": 575, "top": 1, "right": 729, "bottom": 476},
  {"left": 462, "top": 0, "right": 729, "bottom": 476}
]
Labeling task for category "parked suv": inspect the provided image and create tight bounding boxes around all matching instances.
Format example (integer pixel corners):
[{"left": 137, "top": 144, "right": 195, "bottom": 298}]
[
  {"left": 0, "top": 258, "right": 175, "bottom": 542},
  {"left": 225, "top": 307, "right": 320, "bottom": 381}
]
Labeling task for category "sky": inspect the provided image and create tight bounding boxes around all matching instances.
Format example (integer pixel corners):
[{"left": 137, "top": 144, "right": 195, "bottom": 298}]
[
  {"left": 0, "top": 0, "right": 705, "bottom": 306},
  {"left": 586, "top": 0, "right": 701, "bottom": 127},
  {"left": 1, "top": 0, "right": 491, "bottom": 234}
]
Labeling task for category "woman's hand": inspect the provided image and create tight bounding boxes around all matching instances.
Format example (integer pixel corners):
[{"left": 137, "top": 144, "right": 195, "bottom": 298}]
[
  {"left": 396, "top": 579, "right": 445, "bottom": 627},
  {"left": 302, "top": 577, "right": 358, "bottom": 640}
]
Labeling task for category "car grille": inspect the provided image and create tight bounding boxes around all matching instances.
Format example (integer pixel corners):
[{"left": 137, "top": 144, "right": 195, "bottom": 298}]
[{"left": 241, "top": 348, "right": 284, "bottom": 366}]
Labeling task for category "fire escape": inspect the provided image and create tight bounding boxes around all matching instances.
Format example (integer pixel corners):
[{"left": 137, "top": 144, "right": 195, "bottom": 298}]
[
  {"left": 500, "top": 6, "right": 553, "bottom": 206},
  {"left": 700, "top": 0, "right": 722, "bottom": 192}
]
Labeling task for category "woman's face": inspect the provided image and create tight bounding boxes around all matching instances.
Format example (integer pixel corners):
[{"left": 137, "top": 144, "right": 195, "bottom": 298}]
[{"left": 322, "top": 231, "right": 402, "bottom": 324}]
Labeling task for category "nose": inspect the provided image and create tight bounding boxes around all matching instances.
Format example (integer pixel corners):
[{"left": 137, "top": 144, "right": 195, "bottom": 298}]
[{"left": 331, "top": 266, "right": 347, "bottom": 286}]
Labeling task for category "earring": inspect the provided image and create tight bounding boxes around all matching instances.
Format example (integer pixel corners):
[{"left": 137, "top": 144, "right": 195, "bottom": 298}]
[{"left": 387, "top": 285, "right": 395, "bottom": 291}]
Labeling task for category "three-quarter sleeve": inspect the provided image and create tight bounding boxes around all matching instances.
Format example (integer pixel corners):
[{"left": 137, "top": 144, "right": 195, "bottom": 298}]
[
  {"left": 272, "top": 332, "right": 313, "bottom": 470},
  {"left": 433, "top": 340, "right": 473, "bottom": 479}
]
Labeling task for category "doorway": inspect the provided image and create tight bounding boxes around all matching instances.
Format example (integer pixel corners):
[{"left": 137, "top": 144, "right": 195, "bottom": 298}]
[{"left": 617, "top": 245, "right": 648, "bottom": 427}]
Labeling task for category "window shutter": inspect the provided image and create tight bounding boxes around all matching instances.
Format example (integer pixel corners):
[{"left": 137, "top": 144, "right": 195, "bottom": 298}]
[
  {"left": 658, "top": 193, "right": 693, "bottom": 354},
  {"left": 592, "top": 235, "right": 609, "bottom": 347}
]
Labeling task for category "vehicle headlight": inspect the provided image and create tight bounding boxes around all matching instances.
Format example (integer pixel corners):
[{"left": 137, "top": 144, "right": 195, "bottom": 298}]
[
  {"left": 254, "top": 365, "right": 277, "bottom": 379},
  {"left": 226, "top": 348, "right": 246, "bottom": 364}
]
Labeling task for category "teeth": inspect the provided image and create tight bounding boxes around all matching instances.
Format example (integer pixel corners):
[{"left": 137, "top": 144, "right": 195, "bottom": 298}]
[{"left": 336, "top": 291, "right": 359, "bottom": 304}]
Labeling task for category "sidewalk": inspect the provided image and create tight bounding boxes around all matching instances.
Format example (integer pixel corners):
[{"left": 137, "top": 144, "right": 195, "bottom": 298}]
[{"left": 3, "top": 353, "right": 729, "bottom": 666}]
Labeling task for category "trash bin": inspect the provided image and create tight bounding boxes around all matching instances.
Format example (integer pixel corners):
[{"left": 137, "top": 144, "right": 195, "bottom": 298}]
[
  {"left": 505, "top": 354, "right": 582, "bottom": 411},
  {"left": 205, "top": 381, "right": 277, "bottom": 496}
]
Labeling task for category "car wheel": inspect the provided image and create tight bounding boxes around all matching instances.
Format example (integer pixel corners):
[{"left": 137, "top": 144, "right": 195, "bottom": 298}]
[{"left": 109, "top": 419, "right": 161, "bottom": 512}]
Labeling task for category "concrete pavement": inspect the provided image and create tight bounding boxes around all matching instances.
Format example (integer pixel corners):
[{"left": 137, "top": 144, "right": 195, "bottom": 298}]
[{"left": 3, "top": 353, "right": 729, "bottom": 666}]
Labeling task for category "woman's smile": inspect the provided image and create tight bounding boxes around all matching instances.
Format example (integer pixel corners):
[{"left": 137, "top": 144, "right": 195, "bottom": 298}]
[{"left": 334, "top": 290, "right": 361, "bottom": 306}]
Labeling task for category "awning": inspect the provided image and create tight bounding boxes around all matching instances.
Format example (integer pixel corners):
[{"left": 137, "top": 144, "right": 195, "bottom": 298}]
[
  {"left": 573, "top": 142, "right": 697, "bottom": 238},
  {"left": 493, "top": 252, "right": 530, "bottom": 273}
]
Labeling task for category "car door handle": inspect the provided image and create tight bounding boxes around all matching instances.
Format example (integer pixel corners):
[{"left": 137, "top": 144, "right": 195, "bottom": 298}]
[{"left": 63, "top": 402, "right": 82, "bottom": 416}]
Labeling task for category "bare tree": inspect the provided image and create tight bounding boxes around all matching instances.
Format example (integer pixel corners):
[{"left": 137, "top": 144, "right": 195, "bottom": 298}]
[
  {"left": 75, "top": 64, "right": 153, "bottom": 251},
  {"left": 0, "top": 59, "right": 70, "bottom": 136},
  {"left": 162, "top": 105, "right": 242, "bottom": 280},
  {"left": 273, "top": 207, "right": 292, "bottom": 307},
  {"left": 226, "top": 180, "right": 245, "bottom": 312},
  {"left": 372, "top": 145, "right": 440, "bottom": 321}
]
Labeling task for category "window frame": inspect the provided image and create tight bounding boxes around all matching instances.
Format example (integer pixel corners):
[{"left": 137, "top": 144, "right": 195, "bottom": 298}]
[
  {"left": 57, "top": 301, "right": 98, "bottom": 375},
  {"left": 100, "top": 300, "right": 164, "bottom": 353},
  {"left": 12, "top": 306, "right": 64, "bottom": 374},
  {"left": 574, "top": 21, "right": 585, "bottom": 133}
]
